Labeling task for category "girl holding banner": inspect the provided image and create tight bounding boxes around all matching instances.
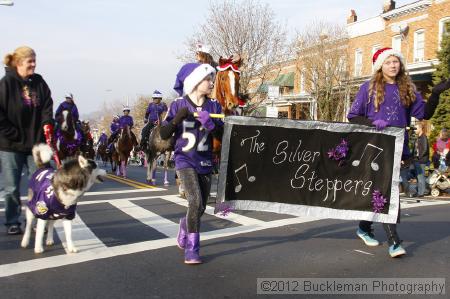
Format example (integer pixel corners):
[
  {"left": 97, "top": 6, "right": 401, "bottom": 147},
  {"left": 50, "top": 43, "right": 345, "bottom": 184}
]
[
  {"left": 160, "top": 63, "right": 223, "bottom": 264},
  {"left": 348, "top": 47, "right": 450, "bottom": 257}
]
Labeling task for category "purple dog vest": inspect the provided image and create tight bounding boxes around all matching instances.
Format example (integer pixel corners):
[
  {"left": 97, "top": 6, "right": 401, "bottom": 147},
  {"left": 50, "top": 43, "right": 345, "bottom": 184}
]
[{"left": 28, "top": 168, "right": 77, "bottom": 220}]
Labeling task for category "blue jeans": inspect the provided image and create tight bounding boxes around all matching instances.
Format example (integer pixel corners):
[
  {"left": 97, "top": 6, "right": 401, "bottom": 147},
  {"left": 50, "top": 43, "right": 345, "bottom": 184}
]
[
  {"left": 400, "top": 167, "right": 411, "bottom": 195},
  {"left": 0, "top": 151, "right": 36, "bottom": 227},
  {"left": 414, "top": 162, "right": 427, "bottom": 196}
]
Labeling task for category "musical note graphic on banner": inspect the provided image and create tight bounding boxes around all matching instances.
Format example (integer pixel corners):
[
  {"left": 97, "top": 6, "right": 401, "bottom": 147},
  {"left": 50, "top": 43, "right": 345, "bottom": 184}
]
[
  {"left": 234, "top": 163, "right": 256, "bottom": 192},
  {"left": 352, "top": 143, "right": 384, "bottom": 171}
]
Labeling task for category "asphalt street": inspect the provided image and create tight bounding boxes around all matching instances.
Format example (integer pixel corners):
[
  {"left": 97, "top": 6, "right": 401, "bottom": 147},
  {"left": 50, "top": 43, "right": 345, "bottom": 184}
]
[{"left": 0, "top": 163, "right": 449, "bottom": 299}]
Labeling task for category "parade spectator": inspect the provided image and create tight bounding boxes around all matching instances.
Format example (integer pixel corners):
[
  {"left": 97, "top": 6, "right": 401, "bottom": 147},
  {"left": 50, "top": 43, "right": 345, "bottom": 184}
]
[
  {"left": 0, "top": 46, "right": 54, "bottom": 235},
  {"left": 140, "top": 90, "right": 167, "bottom": 148},
  {"left": 347, "top": 47, "right": 450, "bottom": 257},
  {"left": 432, "top": 128, "right": 449, "bottom": 169},
  {"left": 160, "top": 63, "right": 223, "bottom": 264},
  {"left": 412, "top": 122, "right": 430, "bottom": 197}
]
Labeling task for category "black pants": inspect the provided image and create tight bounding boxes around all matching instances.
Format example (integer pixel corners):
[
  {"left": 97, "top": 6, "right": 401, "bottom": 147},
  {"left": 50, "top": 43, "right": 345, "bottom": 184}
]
[
  {"left": 359, "top": 205, "right": 401, "bottom": 246},
  {"left": 176, "top": 168, "right": 212, "bottom": 233},
  {"left": 141, "top": 122, "right": 155, "bottom": 144}
]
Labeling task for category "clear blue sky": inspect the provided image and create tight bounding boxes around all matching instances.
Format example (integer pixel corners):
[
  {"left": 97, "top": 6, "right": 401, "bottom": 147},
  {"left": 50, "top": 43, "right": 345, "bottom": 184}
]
[{"left": 0, "top": 0, "right": 410, "bottom": 116}]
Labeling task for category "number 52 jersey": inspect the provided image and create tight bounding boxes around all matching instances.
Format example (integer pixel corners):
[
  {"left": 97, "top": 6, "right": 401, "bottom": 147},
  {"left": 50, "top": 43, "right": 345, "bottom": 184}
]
[{"left": 163, "top": 96, "right": 223, "bottom": 174}]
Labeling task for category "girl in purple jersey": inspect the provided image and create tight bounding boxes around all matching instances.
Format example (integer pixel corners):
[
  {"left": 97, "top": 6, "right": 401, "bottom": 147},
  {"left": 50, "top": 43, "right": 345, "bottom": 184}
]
[
  {"left": 348, "top": 47, "right": 450, "bottom": 257},
  {"left": 160, "top": 63, "right": 223, "bottom": 264}
]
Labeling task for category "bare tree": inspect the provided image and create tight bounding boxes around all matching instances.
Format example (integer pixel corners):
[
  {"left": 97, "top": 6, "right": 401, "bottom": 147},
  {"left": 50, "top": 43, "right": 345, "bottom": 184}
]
[
  {"left": 294, "top": 21, "right": 354, "bottom": 121},
  {"left": 184, "top": 0, "right": 290, "bottom": 97}
]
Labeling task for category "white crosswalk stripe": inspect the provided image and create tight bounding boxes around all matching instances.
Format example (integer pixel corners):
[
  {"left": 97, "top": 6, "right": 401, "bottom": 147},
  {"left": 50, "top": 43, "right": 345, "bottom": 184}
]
[
  {"left": 54, "top": 215, "right": 108, "bottom": 253},
  {"left": 161, "top": 194, "right": 267, "bottom": 226},
  {"left": 109, "top": 199, "right": 179, "bottom": 238},
  {"left": 0, "top": 192, "right": 449, "bottom": 278}
]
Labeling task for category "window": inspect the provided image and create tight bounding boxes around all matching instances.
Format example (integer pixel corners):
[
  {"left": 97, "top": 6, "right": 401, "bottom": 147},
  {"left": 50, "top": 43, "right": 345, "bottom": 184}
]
[
  {"left": 438, "top": 17, "right": 450, "bottom": 49},
  {"left": 354, "top": 49, "right": 363, "bottom": 77},
  {"left": 372, "top": 45, "right": 381, "bottom": 72},
  {"left": 414, "top": 30, "right": 425, "bottom": 62},
  {"left": 392, "top": 35, "right": 402, "bottom": 52}
]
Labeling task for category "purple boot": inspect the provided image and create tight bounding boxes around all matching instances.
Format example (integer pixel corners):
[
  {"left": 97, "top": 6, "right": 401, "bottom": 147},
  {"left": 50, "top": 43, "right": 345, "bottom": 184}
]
[
  {"left": 184, "top": 233, "right": 202, "bottom": 264},
  {"left": 177, "top": 217, "right": 187, "bottom": 249}
]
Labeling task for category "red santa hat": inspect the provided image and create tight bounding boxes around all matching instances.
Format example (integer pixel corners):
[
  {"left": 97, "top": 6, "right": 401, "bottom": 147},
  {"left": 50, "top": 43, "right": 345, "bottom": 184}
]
[{"left": 372, "top": 47, "right": 405, "bottom": 73}]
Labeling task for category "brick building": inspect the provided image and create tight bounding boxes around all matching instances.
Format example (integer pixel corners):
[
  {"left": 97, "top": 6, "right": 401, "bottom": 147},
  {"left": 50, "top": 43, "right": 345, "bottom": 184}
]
[
  {"left": 249, "top": 0, "right": 450, "bottom": 120},
  {"left": 347, "top": 0, "right": 450, "bottom": 90}
]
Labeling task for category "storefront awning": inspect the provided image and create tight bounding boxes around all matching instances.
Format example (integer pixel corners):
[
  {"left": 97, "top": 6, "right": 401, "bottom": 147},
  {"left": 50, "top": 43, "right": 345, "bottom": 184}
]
[{"left": 273, "top": 72, "right": 295, "bottom": 87}]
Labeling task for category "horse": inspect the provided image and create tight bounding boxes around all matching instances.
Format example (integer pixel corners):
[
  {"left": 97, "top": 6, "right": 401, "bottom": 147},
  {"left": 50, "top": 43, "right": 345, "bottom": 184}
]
[
  {"left": 114, "top": 125, "right": 137, "bottom": 178},
  {"left": 211, "top": 57, "right": 242, "bottom": 167},
  {"left": 80, "top": 120, "right": 95, "bottom": 160},
  {"left": 144, "top": 57, "right": 241, "bottom": 185},
  {"left": 96, "top": 138, "right": 109, "bottom": 167},
  {"left": 55, "top": 109, "right": 83, "bottom": 162},
  {"left": 144, "top": 125, "right": 174, "bottom": 185},
  {"left": 213, "top": 57, "right": 241, "bottom": 114}
]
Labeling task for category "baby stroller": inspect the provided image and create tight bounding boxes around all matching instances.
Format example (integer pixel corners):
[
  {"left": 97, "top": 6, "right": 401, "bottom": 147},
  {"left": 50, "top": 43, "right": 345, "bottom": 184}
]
[{"left": 427, "top": 154, "right": 450, "bottom": 197}]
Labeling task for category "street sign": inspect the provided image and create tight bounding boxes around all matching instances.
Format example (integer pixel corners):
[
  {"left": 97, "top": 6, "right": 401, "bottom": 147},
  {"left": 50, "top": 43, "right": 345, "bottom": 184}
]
[
  {"left": 266, "top": 106, "right": 279, "bottom": 118},
  {"left": 268, "top": 85, "right": 279, "bottom": 99}
]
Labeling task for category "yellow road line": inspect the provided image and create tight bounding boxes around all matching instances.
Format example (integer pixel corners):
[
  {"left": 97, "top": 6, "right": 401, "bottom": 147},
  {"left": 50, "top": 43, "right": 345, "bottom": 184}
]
[
  {"left": 107, "top": 174, "right": 155, "bottom": 189},
  {"left": 112, "top": 175, "right": 154, "bottom": 188},
  {"left": 106, "top": 175, "right": 145, "bottom": 189},
  {"left": 106, "top": 174, "right": 155, "bottom": 189}
]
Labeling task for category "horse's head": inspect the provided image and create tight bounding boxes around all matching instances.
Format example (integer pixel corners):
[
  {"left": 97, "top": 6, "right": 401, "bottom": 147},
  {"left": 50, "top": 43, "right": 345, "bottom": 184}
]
[
  {"left": 59, "top": 109, "right": 75, "bottom": 133},
  {"left": 119, "top": 125, "right": 131, "bottom": 140},
  {"left": 81, "top": 120, "right": 90, "bottom": 134},
  {"left": 214, "top": 57, "right": 241, "bottom": 114}
]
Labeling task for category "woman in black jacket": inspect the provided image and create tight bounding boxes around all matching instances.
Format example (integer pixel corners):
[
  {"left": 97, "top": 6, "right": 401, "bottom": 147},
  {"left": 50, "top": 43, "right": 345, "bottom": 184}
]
[
  {"left": 413, "top": 122, "right": 430, "bottom": 197},
  {"left": 0, "top": 46, "right": 54, "bottom": 235}
]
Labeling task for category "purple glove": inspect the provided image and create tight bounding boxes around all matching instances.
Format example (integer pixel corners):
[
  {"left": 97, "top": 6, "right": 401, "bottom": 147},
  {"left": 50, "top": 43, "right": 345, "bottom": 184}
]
[
  {"left": 197, "top": 111, "right": 215, "bottom": 131},
  {"left": 372, "top": 119, "right": 388, "bottom": 131}
]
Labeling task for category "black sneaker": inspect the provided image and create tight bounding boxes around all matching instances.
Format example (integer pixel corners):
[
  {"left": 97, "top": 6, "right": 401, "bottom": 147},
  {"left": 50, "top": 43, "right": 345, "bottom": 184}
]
[{"left": 7, "top": 225, "right": 22, "bottom": 235}]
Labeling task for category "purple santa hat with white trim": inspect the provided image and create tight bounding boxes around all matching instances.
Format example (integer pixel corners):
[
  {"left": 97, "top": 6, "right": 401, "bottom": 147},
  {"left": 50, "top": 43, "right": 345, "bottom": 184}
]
[
  {"left": 152, "top": 90, "right": 163, "bottom": 98},
  {"left": 173, "top": 63, "right": 216, "bottom": 96}
]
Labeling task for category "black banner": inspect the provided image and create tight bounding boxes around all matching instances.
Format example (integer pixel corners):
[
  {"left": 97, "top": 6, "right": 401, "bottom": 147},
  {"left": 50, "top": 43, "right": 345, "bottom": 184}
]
[{"left": 216, "top": 116, "right": 404, "bottom": 223}]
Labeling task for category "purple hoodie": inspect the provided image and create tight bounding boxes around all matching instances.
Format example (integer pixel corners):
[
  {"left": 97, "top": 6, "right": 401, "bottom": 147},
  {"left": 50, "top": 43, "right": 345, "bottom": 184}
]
[{"left": 348, "top": 80, "right": 426, "bottom": 158}]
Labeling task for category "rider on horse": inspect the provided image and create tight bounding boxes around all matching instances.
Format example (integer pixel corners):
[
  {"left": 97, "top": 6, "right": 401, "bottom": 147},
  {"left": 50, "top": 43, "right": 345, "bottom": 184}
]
[
  {"left": 109, "top": 107, "right": 138, "bottom": 146},
  {"left": 98, "top": 129, "right": 108, "bottom": 146},
  {"left": 140, "top": 90, "right": 167, "bottom": 149},
  {"left": 55, "top": 93, "right": 81, "bottom": 130},
  {"left": 107, "top": 115, "right": 120, "bottom": 153}
]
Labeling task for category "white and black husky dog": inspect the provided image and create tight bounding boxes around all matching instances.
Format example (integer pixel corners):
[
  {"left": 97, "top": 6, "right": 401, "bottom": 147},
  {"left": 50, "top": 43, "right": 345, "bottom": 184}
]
[{"left": 21, "top": 144, "right": 106, "bottom": 254}]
